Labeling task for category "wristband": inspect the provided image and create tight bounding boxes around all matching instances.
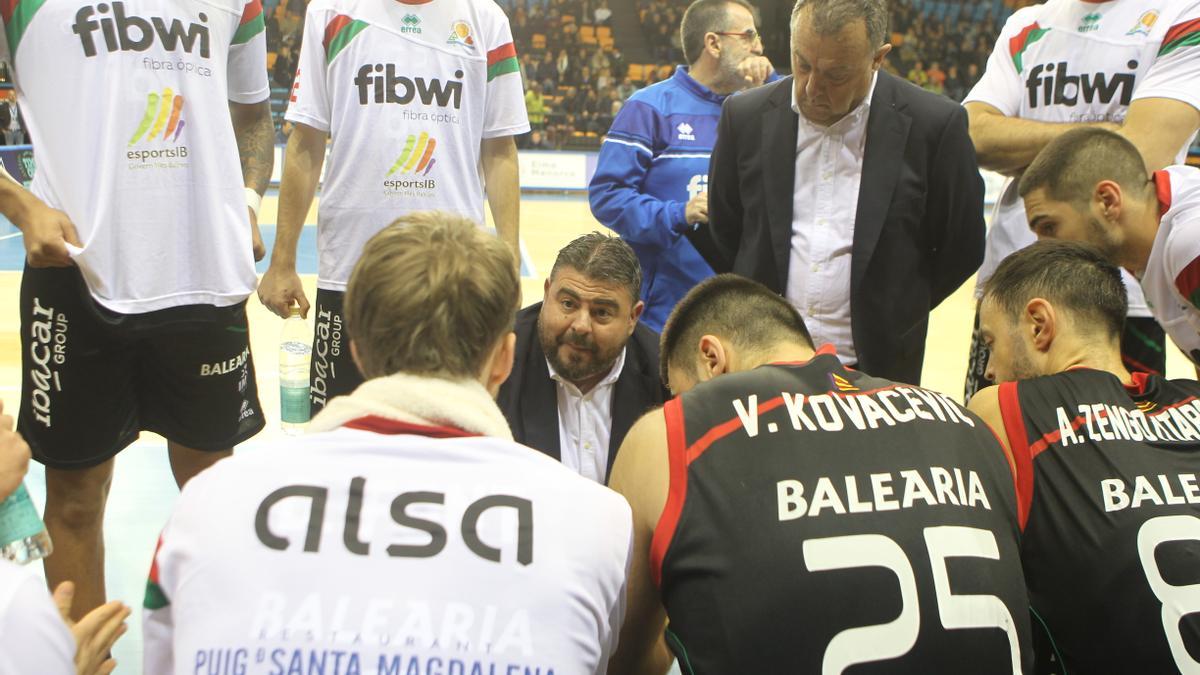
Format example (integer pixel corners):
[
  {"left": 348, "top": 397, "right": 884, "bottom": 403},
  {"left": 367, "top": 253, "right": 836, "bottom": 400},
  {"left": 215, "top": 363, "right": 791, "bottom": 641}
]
[{"left": 245, "top": 187, "right": 262, "bottom": 218}]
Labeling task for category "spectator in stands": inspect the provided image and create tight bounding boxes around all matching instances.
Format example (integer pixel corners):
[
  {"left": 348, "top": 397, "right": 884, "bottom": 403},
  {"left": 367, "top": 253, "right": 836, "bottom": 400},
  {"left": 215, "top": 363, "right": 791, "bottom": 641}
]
[
  {"left": 595, "top": 0, "right": 612, "bottom": 25},
  {"left": 925, "top": 60, "right": 945, "bottom": 95},
  {"left": 906, "top": 59, "right": 928, "bottom": 88},
  {"left": 588, "top": 0, "right": 776, "bottom": 332},
  {"left": 556, "top": 48, "right": 571, "bottom": 84},
  {"left": 597, "top": 67, "right": 614, "bottom": 92},
  {"left": 520, "top": 52, "right": 538, "bottom": 86},
  {"left": 609, "top": 47, "right": 627, "bottom": 79},
  {"left": 944, "top": 63, "right": 966, "bottom": 102},
  {"left": 616, "top": 77, "right": 636, "bottom": 100},
  {"left": 272, "top": 44, "right": 297, "bottom": 90},
  {"left": 526, "top": 81, "right": 548, "bottom": 130}
]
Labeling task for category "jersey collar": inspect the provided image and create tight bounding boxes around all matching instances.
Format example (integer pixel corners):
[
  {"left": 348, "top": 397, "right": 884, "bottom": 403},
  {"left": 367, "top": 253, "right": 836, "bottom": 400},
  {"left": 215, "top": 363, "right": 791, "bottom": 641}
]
[
  {"left": 675, "top": 66, "right": 727, "bottom": 105},
  {"left": 343, "top": 416, "right": 479, "bottom": 438},
  {"left": 1153, "top": 169, "right": 1172, "bottom": 220}
]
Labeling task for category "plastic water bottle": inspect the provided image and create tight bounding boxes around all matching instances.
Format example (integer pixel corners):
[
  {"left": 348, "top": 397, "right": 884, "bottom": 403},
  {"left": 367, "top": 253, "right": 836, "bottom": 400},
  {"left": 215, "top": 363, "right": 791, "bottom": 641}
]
[
  {"left": 0, "top": 482, "right": 53, "bottom": 564},
  {"left": 280, "top": 306, "right": 312, "bottom": 434}
]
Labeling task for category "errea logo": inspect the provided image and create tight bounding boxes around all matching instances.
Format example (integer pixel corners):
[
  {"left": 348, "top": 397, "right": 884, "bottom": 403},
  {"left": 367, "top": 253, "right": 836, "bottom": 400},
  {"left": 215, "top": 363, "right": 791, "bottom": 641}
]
[{"left": 676, "top": 122, "right": 695, "bottom": 141}]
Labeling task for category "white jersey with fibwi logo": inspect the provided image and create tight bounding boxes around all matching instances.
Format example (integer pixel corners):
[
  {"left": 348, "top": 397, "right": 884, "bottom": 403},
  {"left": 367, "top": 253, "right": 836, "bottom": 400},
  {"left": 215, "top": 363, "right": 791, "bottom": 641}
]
[
  {"left": 142, "top": 419, "right": 631, "bottom": 675},
  {"left": 965, "top": 0, "right": 1200, "bottom": 312},
  {"left": 1141, "top": 165, "right": 1200, "bottom": 365},
  {"left": 0, "top": 0, "right": 269, "bottom": 314},
  {"left": 286, "top": 0, "right": 529, "bottom": 292}
]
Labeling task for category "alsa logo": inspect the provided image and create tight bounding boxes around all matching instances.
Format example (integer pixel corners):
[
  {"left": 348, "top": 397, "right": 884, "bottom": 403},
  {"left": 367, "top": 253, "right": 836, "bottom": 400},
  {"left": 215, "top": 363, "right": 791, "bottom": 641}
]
[
  {"left": 676, "top": 122, "right": 695, "bottom": 141},
  {"left": 686, "top": 174, "right": 707, "bottom": 199},
  {"left": 1025, "top": 60, "right": 1138, "bottom": 108},
  {"left": 354, "top": 65, "right": 464, "bottom": 109},
  {"left": 73, "top": 2, "right": 210, "bottom": 58}
]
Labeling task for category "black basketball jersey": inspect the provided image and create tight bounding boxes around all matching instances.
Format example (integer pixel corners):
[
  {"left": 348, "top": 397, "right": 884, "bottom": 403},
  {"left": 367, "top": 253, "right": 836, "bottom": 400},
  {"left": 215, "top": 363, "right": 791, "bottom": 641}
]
[
  {"left": 998, "top": 369, "right": 1200, "bottom": 674},
  {"left": 653, "top": 349, "right": 1033, "bottom": 674}
]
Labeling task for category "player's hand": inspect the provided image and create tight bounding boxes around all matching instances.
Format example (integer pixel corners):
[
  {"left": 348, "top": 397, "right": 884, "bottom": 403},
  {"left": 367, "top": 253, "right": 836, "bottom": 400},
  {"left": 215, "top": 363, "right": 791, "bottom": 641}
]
[
  {"left": 21, "top": 202, "right": 81, "bottom": 268},
  {"left": 736, "top": 56, "right": 773, "bottom": 88},
  {"left": 685, "top": 191, "right": 709, "bottom": 226},
  {"left": 0, "top": 401, "right": 30, "bottom": 501},
  {"left": 248, "top": 208, "right": 266, "bottom": 262},
  {"left": 258, "top": 263, "right": 310, "bottom": 319},
  {"left": 52, "top": 582, "right": 130, "bottom": 675}
]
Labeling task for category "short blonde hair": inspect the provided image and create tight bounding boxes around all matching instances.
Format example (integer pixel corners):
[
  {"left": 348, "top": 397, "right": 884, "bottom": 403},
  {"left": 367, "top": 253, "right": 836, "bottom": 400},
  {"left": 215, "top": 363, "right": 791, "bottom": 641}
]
[{"left": 344, "top": 211, "right": 519, "bottom": 380}]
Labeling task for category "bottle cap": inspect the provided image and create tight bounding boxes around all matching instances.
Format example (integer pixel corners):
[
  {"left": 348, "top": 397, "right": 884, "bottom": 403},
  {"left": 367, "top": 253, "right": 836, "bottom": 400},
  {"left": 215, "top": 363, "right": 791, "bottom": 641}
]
[{"left": 289, "top": 305, "right": 302, "bottom": 318}]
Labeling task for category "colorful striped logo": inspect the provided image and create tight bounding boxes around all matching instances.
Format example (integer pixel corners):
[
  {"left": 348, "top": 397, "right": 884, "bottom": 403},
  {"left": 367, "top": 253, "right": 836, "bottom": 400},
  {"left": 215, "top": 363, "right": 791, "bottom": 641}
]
[
  {"left": 1009, "top": 22, "right": 1049, "bottom": 74},
  {"left": 233, "top": 0, "right": 265, "bottom": 46},
  {"left": 387, "top": 133, "right": 437, "bottom": 177},
  {"left": 128, "top": 89, "right": 186, "bottom": 146},
  {"left": 830, "top": 373, "right": 859, "bottom": 393}
]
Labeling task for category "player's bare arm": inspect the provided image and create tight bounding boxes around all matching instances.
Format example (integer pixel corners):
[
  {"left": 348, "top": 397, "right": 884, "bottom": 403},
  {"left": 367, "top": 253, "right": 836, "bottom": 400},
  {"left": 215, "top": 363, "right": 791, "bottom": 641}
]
[
  {"left": 230, "top": 99, "right": 275, "bottom": 261},
  {"left": 967, "top": 384, "right": 1017, "bottom": 475},
  {"left": 1117, "top": 98, "right": 1200, "bottom": 172},
  {"left": 966, "top": 101, "right": 1118, "bottom": 176},
  {"left": 0, "top": 164, "right": 81, "bottom": 268},
  {"left": 481, "top": 135, "right": 521, "bottom": 269},
  {"left": 608, "top": 410, "right": 674, "bottom": 675},
  {"left": 258, "top": 122, "right": 328, "bottom": 319}
]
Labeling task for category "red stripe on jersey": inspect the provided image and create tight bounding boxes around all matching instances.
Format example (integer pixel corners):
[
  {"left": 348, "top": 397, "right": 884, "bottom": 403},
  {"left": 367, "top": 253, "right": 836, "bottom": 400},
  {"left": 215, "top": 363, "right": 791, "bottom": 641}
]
[
  {"left": 342, "top": 415, "right": 479, "bottom": 438},
  {"left": 1175, "top": 258, "right": 1200, "bottom": 309},
  {"left": 0, "top": 0, "right": 16, "bottom": 23},
  {"left": 1028, "top": 411, "right": 1095, "bottom": 457},
  {"left": 323, "top": 14, "right": 353, "bottom": 52},
  {"left": 1008, "top": 22, "right": 1040, "bottom": 57},
  {"left": 684, "top": 395, "right": 787, "bottom": 465},
  {"left": 650, "top": 399, "right": 689, "bottom": 589},
  {"left": 1155, "top": 170, "right": 1173, "bottom": 218},
  {"left": 487, "top": 42, "right": 518, "bottom": 67},
  {"left": 997, "top": 382, "right": 1035, "bottom": 531},
  {"left": 148, "top": 534, "right": 164, "bottom": 584},
  {"left": 1164, "top": 17, "right": 1200, "bottom": 46},
  {"left": 239, "top": 0, "right": 263, "bottom": 25},
  {"left": 1125, "top": 371, "right": 1151, "bottom": 395}
]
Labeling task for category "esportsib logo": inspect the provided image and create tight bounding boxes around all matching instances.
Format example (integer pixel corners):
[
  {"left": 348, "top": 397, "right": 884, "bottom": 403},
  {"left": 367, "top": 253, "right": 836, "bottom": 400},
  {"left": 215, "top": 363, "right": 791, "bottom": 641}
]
[
  {"left": 127, "top": 88, "right": 190, "bottom": 165},
  {"left": 129, "top": 88, "right": 186, "bottom": 146},
  {"left": 387, "top": 132, "right": 437, "bottom": 177}
]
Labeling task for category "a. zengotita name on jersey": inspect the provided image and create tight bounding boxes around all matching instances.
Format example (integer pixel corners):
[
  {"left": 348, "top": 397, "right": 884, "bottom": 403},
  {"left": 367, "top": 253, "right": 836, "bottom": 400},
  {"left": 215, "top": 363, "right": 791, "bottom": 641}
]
[{"left": 1052, "top": 397, "right": 1200, "bottom": 448}]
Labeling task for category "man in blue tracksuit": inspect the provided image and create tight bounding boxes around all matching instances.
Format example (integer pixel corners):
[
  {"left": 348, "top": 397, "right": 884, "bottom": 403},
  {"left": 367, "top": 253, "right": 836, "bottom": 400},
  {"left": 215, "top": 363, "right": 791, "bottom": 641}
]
[{"left": 588, "top": 0, "right": 776, "bottom": 332}]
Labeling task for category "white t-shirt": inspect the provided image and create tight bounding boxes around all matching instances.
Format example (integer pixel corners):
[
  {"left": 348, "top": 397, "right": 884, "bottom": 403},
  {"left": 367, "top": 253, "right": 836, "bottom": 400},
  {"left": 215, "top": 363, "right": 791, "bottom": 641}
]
[
  {"left": 0, "top": 0, "right": 270, "bottom": 314},
  {"left": 144, "top": 420, "right": 631, "bottom": 675},
  {"left": 965, "top": 0, "right": 1200, "bottom": 314},
  {"left": 286, "top": 0, "right": 530, "bottom": 291},
  {"left": 1141, "top": 166, "right": 1200, "bottom": 364},
  {"left": 0, "top": 559, "right": 75, "bottom": 675}
]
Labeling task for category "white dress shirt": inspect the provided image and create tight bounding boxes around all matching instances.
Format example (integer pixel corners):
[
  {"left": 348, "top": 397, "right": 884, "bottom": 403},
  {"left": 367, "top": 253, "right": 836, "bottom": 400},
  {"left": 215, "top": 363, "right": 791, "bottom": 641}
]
[
  {"left": 548, "top": 347, "right": 627, "bottom": 483},
  {"left": 786, "top": 73, "right": 878, "bottom": 364}
]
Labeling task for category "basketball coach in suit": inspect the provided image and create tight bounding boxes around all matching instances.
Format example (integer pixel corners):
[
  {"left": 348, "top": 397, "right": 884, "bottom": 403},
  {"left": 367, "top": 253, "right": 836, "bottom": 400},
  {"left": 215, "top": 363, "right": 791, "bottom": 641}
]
[
  {"left": 688, "top": 0, "right": 985, "bottom": 385},
  {"left": 498, "top": 233, "right": 669, "bottom": 484}
]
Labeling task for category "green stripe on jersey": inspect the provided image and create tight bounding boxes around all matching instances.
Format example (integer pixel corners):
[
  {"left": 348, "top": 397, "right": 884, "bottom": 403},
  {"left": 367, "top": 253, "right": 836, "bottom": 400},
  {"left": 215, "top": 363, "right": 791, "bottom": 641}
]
[
  {"left": 232, "top": 13, "right": 265, "bottom": 45},
  {"left": 4, "top": 0, "right": 47, "bottom": 56},
  {"left": 144, "top": 580, "right": 170, "bottom": 610},
  {"left": 486, "top": 57, "right": 520, "bottom": 82},
  {"left": 1160, "top": 30, "right": 1200, "bottom": 56},
  {"left": 326, "top": 19, "right": 368, "bottom": 63}
]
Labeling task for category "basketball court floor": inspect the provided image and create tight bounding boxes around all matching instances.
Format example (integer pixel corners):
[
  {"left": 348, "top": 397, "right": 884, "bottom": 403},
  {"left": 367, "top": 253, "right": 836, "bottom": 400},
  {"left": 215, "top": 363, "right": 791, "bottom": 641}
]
[{"left": 0, "top": 193, "right": 1192, "bottom": 672}]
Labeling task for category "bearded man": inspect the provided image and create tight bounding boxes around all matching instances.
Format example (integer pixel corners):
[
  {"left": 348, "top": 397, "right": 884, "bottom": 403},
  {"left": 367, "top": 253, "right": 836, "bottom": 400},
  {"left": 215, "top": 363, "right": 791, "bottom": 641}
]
[{"left": 497, "top": 233, "right": 670, "bottom": 484}]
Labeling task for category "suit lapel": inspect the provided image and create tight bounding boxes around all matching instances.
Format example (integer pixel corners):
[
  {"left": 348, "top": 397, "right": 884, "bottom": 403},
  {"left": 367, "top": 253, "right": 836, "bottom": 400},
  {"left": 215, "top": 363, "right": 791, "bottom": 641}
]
[
  {"left": 763, "top": 79, "right": 800, "bottom": 291},
  {"left": 523, "top": 330, "right": 562, "bottom": 461},
  {"left": 852, "top": 73, "right": 911, "bottom": 293}
]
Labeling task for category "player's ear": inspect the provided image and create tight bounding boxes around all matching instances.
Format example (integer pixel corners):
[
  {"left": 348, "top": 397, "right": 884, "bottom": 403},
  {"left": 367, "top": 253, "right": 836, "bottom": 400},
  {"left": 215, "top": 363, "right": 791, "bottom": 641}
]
[
  {"left": 1025, "top": 298, "right": 1056, "bottom": 353},
  {"left": 1095, "top": 179, "right": 1123, "bottom": 223},
  {"left": 697, "top": 334, "right": 729, "bottom": 382}
]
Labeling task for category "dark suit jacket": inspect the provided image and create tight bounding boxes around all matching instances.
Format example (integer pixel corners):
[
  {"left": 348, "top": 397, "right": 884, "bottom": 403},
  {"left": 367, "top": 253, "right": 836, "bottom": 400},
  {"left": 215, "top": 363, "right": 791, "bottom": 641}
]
[
  {"left": 497, "top": 303, "right": 670, "bottom": 482},
  {"left": 693, "top": 71, "right": 985, "bottom": 385}
]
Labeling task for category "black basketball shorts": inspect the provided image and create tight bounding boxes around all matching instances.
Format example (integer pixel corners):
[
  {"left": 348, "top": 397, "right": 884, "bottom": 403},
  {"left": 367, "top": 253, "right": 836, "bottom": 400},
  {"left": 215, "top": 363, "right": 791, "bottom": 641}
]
[{"left": 18, "top": 265, "right": 265, "bottom": 469}]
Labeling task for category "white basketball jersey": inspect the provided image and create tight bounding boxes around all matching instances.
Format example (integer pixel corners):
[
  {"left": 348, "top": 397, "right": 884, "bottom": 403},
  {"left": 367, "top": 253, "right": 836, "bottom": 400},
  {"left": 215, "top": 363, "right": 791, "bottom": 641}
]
[
  {"left": 1141, "top": 165, "right": 1200, "bottom": 363},
  {"left": 143, "top": 419, "right": 632, "bottom": 675},
  {"left": 965, "top": 0, "right": 1200, "bottom": 315}
]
